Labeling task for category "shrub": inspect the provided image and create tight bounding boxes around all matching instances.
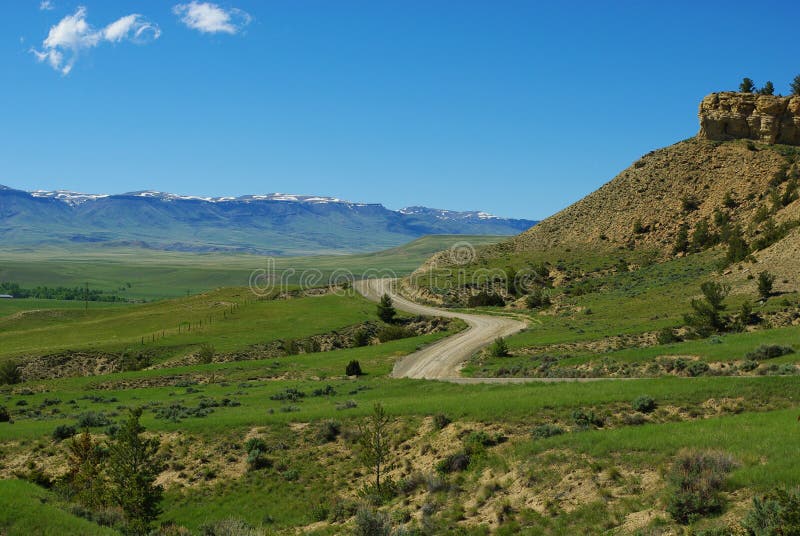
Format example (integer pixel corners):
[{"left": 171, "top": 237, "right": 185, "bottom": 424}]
[
  {"left": 682, "top": 196, "right": 701, "bottom": 213},
  {"left": 633, "top": 220, "right": 648, "bottom": 234},
  {"left": 246, "top": 449, "right": 271, "bottom": 471},
  {"left": 572, "top": 409, "right": 604, "bottom": 429},
  {"left": 757, "top": 271, "right": 775, "bottom": 300},
  {"left": 746, "top": 345, "right": 795, "bottom": 361},
  {"left": 353, "top": 506, "right": 392, "bottom": 536},
  {"left": 200, "top": 518, "right": 264, "bottom": 536},
  {"left": 687, "top": 361, "right": 710, "bottom": 377},
  {"left": 197, "top": 343, "right": 215, "bottom": 364},
  {"left": 532, "top": 424, "right": 564, "bottom": 439},
  {"left": 0, "top": 406, "right": 10, "bottom": 423},
  {"left": 269, "top": 388, "right": 306, "bottom": 402},
  {"left": 376, "top": 293, "right": 396, "bottom": 324},
  {"left": 657, "top": 328, "right": 681, "bottom": 345},
  {"left": 432, "top": 413, "right": 451, "bottom": 430},
  {"left": 525, "top": 288, "right": 551, "bottom": 309},
  {"left": 0, "top": 360, "right": 21, "bottom": 385},
  {"left": 436, "top": 452, "right": 470, "bottom": 474},
  {"left": 346, "top": 360, "right": 363, "bottom": 376},
  {"left": 52, "top": 424, "right": 77, "bottom": 441},
  {"left": 352, "top": 329, "right": 371, "bottom": 348},
  {"left": 244, "top": 438, "right": 267, "bottom": 453},
  {"left": 632, "top": 395, "right": 657, "bottom": 413},
  {"left": 315, "top": 420, "right": 341, "bottom": 443},
  {"left": 487, "top": 337, "right": 510, "bottom": 358},
  {"left": 467, "top": 291, "right": 505, "bottom": 307},
  {"left": 76, "top": 411, "right": 111, "bottom": 428},
  {"left": 310, "top": 502, "right": 329, "bottom": 522},
  {"left": 666, "top": 450, "right": 736, "bottom": 524},
  {"left": 742, "top": 487, "right": 800, "bottom": 535},
  {"left": 376, "top": 325, "right": 414, "bottom": 342}
]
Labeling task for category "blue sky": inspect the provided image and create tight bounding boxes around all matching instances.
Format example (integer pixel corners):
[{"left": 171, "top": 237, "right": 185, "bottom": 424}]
[{"left": 2, "top": 1, "right": 799, "bottom": 219}]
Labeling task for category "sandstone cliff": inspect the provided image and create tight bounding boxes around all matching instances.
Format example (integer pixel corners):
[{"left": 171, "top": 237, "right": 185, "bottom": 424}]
[{"left": 698, "top": 92, "right": 800, "bottom": 146}]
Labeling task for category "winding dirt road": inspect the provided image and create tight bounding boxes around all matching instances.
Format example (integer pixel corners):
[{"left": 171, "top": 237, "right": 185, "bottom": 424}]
[{"left": 354, "top": 278, "right": 526, "bottom": 380}]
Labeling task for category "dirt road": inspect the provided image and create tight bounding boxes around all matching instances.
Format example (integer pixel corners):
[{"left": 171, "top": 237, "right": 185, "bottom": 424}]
[{"left": 354, "top": 278, "right": 526, "bottom": 380}]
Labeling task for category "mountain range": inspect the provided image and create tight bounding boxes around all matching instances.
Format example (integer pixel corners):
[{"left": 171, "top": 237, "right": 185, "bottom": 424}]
[{"left": 0, "top": 185, "right": 537, "bottom": 255}]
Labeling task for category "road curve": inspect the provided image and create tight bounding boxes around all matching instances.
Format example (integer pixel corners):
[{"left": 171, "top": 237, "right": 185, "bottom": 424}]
[{"left": 353, "top": 278, "right": 526, "bottom": 380}]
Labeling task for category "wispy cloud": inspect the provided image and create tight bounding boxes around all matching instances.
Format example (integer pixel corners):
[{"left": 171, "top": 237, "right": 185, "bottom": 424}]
[
  {"left": 39, "top": 0, "right": 54, "bottom": 11},
  {"left": 31, "top": 6, "right": 160, "bottom": 75},
  {"left": 173, "top": 2, "right": 251, "bottom": 34}
]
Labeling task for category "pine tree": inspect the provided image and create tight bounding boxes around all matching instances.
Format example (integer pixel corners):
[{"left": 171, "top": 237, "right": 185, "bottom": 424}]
[
  {"left": 107, "top": 408, "right": 163, "bottom": 535},
  {"left": 377, "top": 293, "right": 396, "bottom": 324},
  {"left": 357, "top": 403, "right": 392, "bottom": 491},
  {"left": 739, "top": 77, "right": 755, "bottom": 93},
  {"left": 757, "top": 271, "right": 775, "bottom": 300},
  {"left": 66, "top": 431, "right": 106, "bottom": 509},
  {"left": 673, "top": 223, "right": 690, "bottom": 254},
  {"left": 791, "top": 75, "right": 800, "bottom": 96},
  {"left": 758, "top": 81, "right": 775, "bottom": 95}
]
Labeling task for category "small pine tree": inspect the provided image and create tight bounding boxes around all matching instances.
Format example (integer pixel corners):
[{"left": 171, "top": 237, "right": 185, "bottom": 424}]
[
  {"left": 66, "top": 431, "right": 106, "bottom": 510},
  {"left": 357, "top": 403, "right": 392, "bottom": 492},
  {"left": 107, "top": 408, "right": 163, "bottom": 536},
  {"left": 673, "top": 223, "right": 690, "bottom": 254},
  {"left": 792, "top": 75, "right": 800, "bottom": 96},
  {"left": 488, "top": 337, "right": 510, "bottom": 357},
  {"left": 685, "top": 282, "right": 730, "bottom": 334},
  {"left": 504, "top": 267, "right": 518, "bottom": 297},
  {"left": 739, "top": 77, "right": 755, "bottom": 93},
  {"left": 725, "top": 225, "right": 749, "bottom": 264},
  {"left": 377, "top": 293, "right": 396, "bottom": 324},
  {"left": 758, "top": 81, "right": 775, "bottom": 95},
  {"left": 757, "top": 271, "right": 775, "bottom": 300},
  {"left": 691, "top": 219, "right": 717, "bottom": 251},
  {"left": 346, "top": 360, "right": 363, "bottom": 376}
]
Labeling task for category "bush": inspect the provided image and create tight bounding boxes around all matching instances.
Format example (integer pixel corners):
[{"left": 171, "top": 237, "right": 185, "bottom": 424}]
[
  {"left": 52, "top": 424, "right": 77, "bottom": 441},
  {"left": 376, "top": 325, "right": 414, "bottom": 342},
  {"left": 0, "top": 360, "right": 21, "bottom": 385},
  {"left": 666, "top": 450, "right": 736, "bottom": 524},
  {"left": 632, "top": 395, "right": 657, "bottom": 413},
  {"left": 572, "top": 409, "right": 604, "bottom": 429},
  {"left": 432, "top": 413, "right": 451, "bottom": 430},
  {"left": 0, "top": 406, "right": 10, "bottom": 423},
  {"left": 743, "top": 487, "right": 800, "bottom": 536},
  {"left": 200, "top": 518, "right": 264, "bottom": 536},
  {"left": 346, "top": 360, "right": 363, "bottom": 376},
  {"left": 467, "top": 291, "right": 505, "bottom": 307},
  {"left": 757, "top": 271, "right": 776, "bottom": 300},
  {"left": 687, "top": 361, "right": 710, "bottom": 377},
  {"left": 436, "top": 452, "right": 470, "bottom": 474},
  {"left": 746, "top": 345, "right": 795, "bottom": 361},
  {"left": 532, "top": 424, "right": 564, "bottom": 439},
  {"left": 525, "top": 288, "right": 551, "bottom": 309},
  {"left": 352, "top": 329, "right": 371, "bottom": 348},
  {"left": 197, "top": 343, "right": 215, "bottom": 364},
  {"left": 353, "top": 506, "right": 392, "bottom": 536},
  {"left": 315, "top": 420, "right": 341, "bottom": 443},
  {"left": 76, "top": 411, "right": 111, "bottom": 428},
  {"left": 487, "top": 337, "right": 510, "bottom": 358},
  {"left": 377, "top": 293, "right": 396, "bottom": 324},
  {"left": 682, "top": 196, "right": 701, "bottom": 213},
  {"left": 656, "top": 328, "right": 681, "bottom": 345}
]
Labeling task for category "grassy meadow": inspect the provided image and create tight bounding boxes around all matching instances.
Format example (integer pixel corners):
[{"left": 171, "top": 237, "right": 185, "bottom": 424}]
[{"left": 1, "top": 236, "right": 800, "bottom": 534}]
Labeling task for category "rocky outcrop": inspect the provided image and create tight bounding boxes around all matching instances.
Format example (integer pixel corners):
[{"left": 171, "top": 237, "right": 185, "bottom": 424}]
[{"left": 699, "top": 92, "right": 800, "bottom": 145}]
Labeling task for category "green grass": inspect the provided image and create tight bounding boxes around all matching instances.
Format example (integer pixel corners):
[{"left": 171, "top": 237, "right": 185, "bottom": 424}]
[
  {"left": 0, "top": 479, "right": 118, "bottom": 535},
  {"left": 0, "top": 235, "right": 505, "bottom": 300},
  {"left": 0, "top": 288, "right": 377, "bottom": 362}
]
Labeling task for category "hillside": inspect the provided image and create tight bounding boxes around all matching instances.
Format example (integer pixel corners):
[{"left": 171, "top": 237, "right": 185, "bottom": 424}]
[
  {"left": 0, "top": 186, "right": 536, "bottom": 255},
  {"left": 417, "top": 92, "right": 800, "bottom": 289}
]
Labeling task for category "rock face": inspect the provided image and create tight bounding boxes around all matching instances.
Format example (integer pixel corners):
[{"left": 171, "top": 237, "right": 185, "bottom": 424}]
[{"left": 699, "top": 92, "right": 800, "bottom": 145}]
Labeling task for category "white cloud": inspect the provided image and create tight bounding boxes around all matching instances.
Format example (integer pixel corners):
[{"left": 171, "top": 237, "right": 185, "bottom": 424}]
[
  {"left": 39, "top": 0, "right": 54, "bottom": 11},
  {"left": 173, "top": 2, "right": 251, "bottom": 34},
  {"left": 31, "top": 6, "right": 160, "bottom": 75}
]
